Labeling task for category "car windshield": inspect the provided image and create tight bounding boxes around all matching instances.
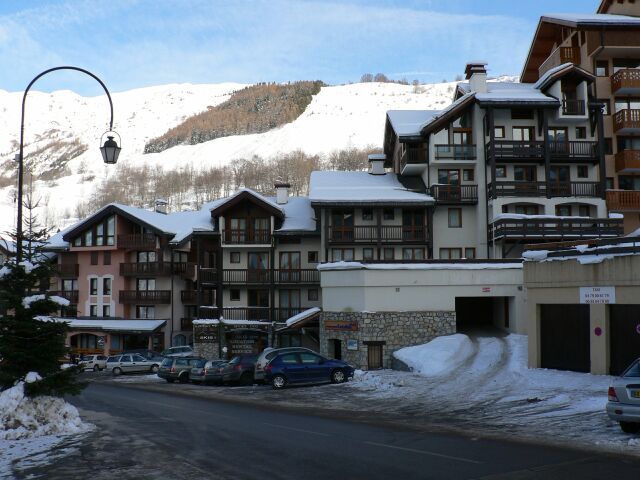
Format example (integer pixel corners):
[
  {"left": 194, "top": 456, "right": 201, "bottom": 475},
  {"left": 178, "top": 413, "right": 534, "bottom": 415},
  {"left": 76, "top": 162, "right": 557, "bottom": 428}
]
[
  {"left": 107, "top": 356, "right": 119, "bottom": 363},
  {"left": 161, "top": 358, "right": 173, "bottom": 367},
  {"left": 623, "top": 360, "right": 640, "bottom": 378},
  {"left": 228, "top": 356, "right": 240, "bottom": 364},
  {"left": 193, "top": 360, "right": 206, "bottom": 368}
]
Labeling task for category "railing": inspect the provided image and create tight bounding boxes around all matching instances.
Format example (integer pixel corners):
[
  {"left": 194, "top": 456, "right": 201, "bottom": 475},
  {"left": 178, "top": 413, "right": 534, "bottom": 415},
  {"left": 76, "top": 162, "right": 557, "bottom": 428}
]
[
  {"left": 119, "top": 262, "right": 195, "bottom": 276},
  {"left": 118, "top": 290, "right": 171, "bottom": 304},
  {"left": 434, "top": 144, "right": 476, "bottom": 160},
  {"left": 561, "top": 99, "right": 585, "bottom": 116},
  {"left": 173, "top": 262, "right": 197, "bottom": 278},
  {"left": 222, "top": 269, "right": 320, "bottom": 284},
  {"left": 549, "top": 141, "right": 597, "bottom": 159},
  {"left": 400, "top": 149, "right": 425, "bottom": 172},
  {"left": 489, "top": 218, "right": 623, "bottom": 240},
  {"left": 327, "top": 225, "right": 428, "bottom": 243},
  {"left": 611, "top": 69, "right": 640, "bottom": 94},
  {"left": 181, "top": 290, "right": 198, "bottom": 304},
  {"left": 615, "top": 150, "right": 640, "bottom": 172},
  {"left": 223, "top": 229, "right": 271, "bottom": 244},
  {"left": 606, "top": 190, "right": 640, "bottom": 211},
  {"left": 538, "top": 45, "right": 580, "bottom": 77},
  {"left": 180, "top": 317, "right": 194, "bottom": 331},
  {"left": 199, "top": 268, "right": 218, "bottom": 284},
  {"left": 614, "top": 109, "right": 640, "bottom": 133},
  {"left": 117, "top": 233, "right": 156, "bottom": 250},
  {"left": 430, "top": 184, "right": 478, "bottom": 204},
  {"left": 490, "top": 141, "right": 545, "bottom": 160},
  {"left": 274, "top": 269, "right": 320, "bottom": 284},
  {"left": 197, "top": 306, "right": 306, "bottom": 322},
  {"left": 55, "top": 263, "right": 79, "bottom": 278},
  {"left": 488, "top": 181, "right": 600, "bottom": 198},
  {"left": 50, "top": 290, "right": 79, "bottom": 304}
]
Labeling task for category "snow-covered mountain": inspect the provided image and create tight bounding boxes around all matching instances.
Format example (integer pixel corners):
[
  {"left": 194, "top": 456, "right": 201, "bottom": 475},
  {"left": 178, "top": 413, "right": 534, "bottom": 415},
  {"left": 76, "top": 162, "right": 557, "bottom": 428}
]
[{"left": 0, "top": 78, "right": 514, "bottom": 233}]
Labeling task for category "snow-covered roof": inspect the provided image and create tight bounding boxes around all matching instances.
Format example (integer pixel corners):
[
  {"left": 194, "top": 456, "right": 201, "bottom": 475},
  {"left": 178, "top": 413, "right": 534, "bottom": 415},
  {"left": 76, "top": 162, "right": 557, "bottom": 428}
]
[
  {"left": 285, "top": 307, "right": 321, "bottom": 327},
  {"left": 457, "top": 81, "right": 557, "bottom": 104},
  {"left": 541, "top": 13, "right": 640, "bottom": 27},
  {"left": 211, "top": 188, "right": 284, "bottom": 215},
  {"left": 318, "top": 261, "right": 522, "bottom": 271},
  {"left": 193, "top": 318, "right": 276, "bottom": 326},
  {"left": 309, "top": 171, "right": 433, "bottom": 205},
  {"left": 53, "top": 318, "right": 166, "bottom": 332},
  {"left": 387, "top": 110, "right": 440, "bottom": 138},
  {"left": 274, "top": 197, "right": 316, "bottom": 233}
]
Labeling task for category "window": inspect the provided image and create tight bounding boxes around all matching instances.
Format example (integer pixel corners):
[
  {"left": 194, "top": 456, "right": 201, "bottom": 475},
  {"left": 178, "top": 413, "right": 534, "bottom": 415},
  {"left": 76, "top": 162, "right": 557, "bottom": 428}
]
[
  {"left": 464, "top": 248, "right": 476, "bottom": 259},
  {"left": 299, "top": 353, "right": 322, "bottom": 365},
  {"left": 307, "top": 251, "right": 319, "bottom": 263},
  {"left": 230, "top": 289, "right": 240, "bottom": 301},
  {"left": 514, "top": 166, "right": 536, "bottom": 182},
  {"left": 89, "top": 305, "right": 98, "bottom": 317},
  {"left": 515, "top": 205, "right": 539, "bottom": 215},
  {"left": 84, "top": 230, "right": 93, "bottom": 246},
  {"left": 463, "top": 169, "right": 474, "bottom": 181},
  {"left": 96, "top": 223, "right": 104, "bottom": 246},
  {"left": 577, "top": 165, "right": 588, "bottom": 178},
  {"left": 308, "top": 289, "right": 319, "bottom": 301},
  {"left": 495, "top": 166, "right": 506, "bottom": 178},
  {"left": 136, "top": 306, "right": 155, "bottom": 319},
  {"left": 73, "top": 237, "right": 81, "bottom": 247},
  {"left": 90, "top": 278, "right": 98, "bottom": 295},
  {"left": 230, "top": 252, "right": 240, "bottom": 264},
  {"left": 363, "top": 248, "right": 374, "bottom": 261},
  {"left": 604, "top": 138, "right": 613, "bottom": 155},
  {"left": 440, "top": 248, "right": 462, "bottom": 259},
  {"left": 494, "top": 126, "right": 505, "bottom": 139},
  {"left": 362, "top": 208, "right": 373, "bottom": 221},
  {"left": 103, "top": 251, "right": 111, "bottom": 265},
  {"left": 600, "top": 99, "right": 610, "bottom": 116},
  {"left": 596, "top": 60, "right": 609, "bottom": 77},
  {"left": 438, "top": 169, "right": 460, "bottom": 185},
  {"left": 103, "top": 278, "right": 112, "bottom": 295},
  {"left": 575, "top": 127, "right": 587, "bottom": 139},
  {"left": 173, "top": 251, "right": 188, "bottom": 263},
  {"left": 62, "top": 279, "right": 77, "bottom": 292},
  {"left": 619, "top": 176, "right": 640, "bottom": 190},
  {"left": 103, "top": 305, "right": 111, "bottom": 317},
  {"left": 90, "top": 251, "right": 99, "bottom": 265},
  {"left": 106, "top": 216, "right": 115, "bottom": 246},
  {"left": 383, "top": 248, "right": 394, "bottom": 261},
  {"left": 511, "top": 109, "right": 534, "bottom": 120},
  {"left": 137, "top": 251, "right": 156, "bottom": 263},
  {"left": 280, "top": 353, "right": 300, "bottom": 365},
  {"left": 137, "top": 278, "right": 156, "bottom": 291},
  {"left": 402, "top": 248, "right": 424, "bottom": 260},
  {"left": 383, "top": 208, "right": 395, "bottom": 220},
  {"left": 579, "top": 205, "right": 590, "bottom": 217},
  {"left": 556, "top": 205, "right": 571, "bottom": 216},
  {"left": 512, "top": 126, "right": 534, "bottom": 141},
  {"left": 448, "top": 208, "right": 462, "bottom": 228},
  {"left": 331, "top": 249, "right": 354, "bottom": 262}
]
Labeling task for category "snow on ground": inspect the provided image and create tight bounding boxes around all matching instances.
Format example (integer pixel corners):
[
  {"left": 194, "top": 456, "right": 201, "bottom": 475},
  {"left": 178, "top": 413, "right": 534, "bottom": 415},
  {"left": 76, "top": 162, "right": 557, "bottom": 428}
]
[
  {"left": 111, "top": 373, "right": 164, "bottom": 383},
  {"left": 394, "top": 333, "right": 474, "bottom": 376}
]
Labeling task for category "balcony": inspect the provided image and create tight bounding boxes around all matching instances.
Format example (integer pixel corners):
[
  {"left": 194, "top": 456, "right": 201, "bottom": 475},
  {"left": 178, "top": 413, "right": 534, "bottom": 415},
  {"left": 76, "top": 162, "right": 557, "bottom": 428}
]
[
  {"left": 327, "top": 225, "right": 428, "bottom": 244},
  {"left": 199, "top": 268, "right": 218, "bottom": 284},
  {"left": 434, "top": 144, "right": 476, "bottom": 161},
  {"left": 561, "top": 99, "right": 586, "bottom": 116},
  {"left": 198, "top": 306, "right": 306, "bottom": 322},
  {"left": 49, "top": 290, "right": 79, "bottom": 304},
  {"left": 606, "top": 190, "right": 640, "bottom": 212},
  {"left": 223, "top": 229, "right": 271, "bottom": 245},
  {"left": 615, "top": 150, "right": 640, "bottom": 173},
  {"left": 400, "top": 149, "right": 427, "bottom": 176},
  {"left": 119, "top": 290, "right": 171, "bottom": 304},
  {"left": 549, "top": 141, "right": 598, "bottom": 161},
  {"left": 613, "top": 109, "right": 640, "bottom": 134},
  {"left": 117, "top": 234, "right": 156, "bottom": 250},
  {"left": 180, "top": 317, "right": 194, "bottom": 331},
  {"left": 538, "top": 46, "right": 580, "bottom": 77},
  {"left": 181, "top": 289, "right": 215, "bottom": 305},
  {"left": 489, "top": 218, "right": 623, "bottom": 241},
  {"left": 488, "top": 181, "right": 601, "bottom": 198},
  {"left": 119, "top": 261, "right": 196, "bottom": 277},
  {"left": 430, "top": 184, "right": 478, "bottom": 204},
  {"left": 489, "top": 141, "right": 597, "bottom": 162},
  {"left": 611, "top": 69, "right": 640, "bottom": 95},
  {"left": 55, "top": 263, "right": 79, "bottom": 278}
]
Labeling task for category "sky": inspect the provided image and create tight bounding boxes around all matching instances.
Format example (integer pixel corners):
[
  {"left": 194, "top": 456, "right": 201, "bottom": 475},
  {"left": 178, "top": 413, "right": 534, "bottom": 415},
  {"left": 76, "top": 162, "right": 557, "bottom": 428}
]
[{"left": 0, "top": 0, "right": 599, "bottom": 95}]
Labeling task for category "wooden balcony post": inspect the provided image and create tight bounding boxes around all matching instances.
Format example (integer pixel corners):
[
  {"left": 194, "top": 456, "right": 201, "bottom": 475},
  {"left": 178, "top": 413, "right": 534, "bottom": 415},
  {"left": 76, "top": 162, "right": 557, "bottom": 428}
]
[
  {"left": 596, "top": 103, "right": 607, "bottom": 200},
  {"left": 487, "top": 107, "right": 497, "bottom": 200},
  {"left": 543, "top": 110, "right": 551, "bottom": 199}
]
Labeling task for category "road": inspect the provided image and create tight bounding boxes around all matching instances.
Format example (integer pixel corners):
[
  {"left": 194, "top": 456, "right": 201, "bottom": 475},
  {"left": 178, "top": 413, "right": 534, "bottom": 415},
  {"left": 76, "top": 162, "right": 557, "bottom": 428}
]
[{"left": 14, "top": 382, "right": 640, "bottom": 480}]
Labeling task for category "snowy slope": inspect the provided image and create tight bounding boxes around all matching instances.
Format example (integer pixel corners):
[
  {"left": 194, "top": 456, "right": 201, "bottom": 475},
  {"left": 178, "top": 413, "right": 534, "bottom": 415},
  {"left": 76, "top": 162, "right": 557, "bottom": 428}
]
[{"left": 0, "top": 79, "right": 498, "bottom": 233}]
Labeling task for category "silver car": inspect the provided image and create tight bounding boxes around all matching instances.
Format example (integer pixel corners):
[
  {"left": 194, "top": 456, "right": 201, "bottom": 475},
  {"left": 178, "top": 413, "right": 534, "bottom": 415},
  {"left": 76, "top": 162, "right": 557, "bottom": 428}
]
[
  {"left": 606, "top": 358, "right": 640, "bottom": 433},
  {"left": 254, "top": 347, "right": 314, "bottom": 381},
  {"left": 161, "top": 346, "right": 194, "bottom": 357},
  {"left": 107, "top": 354, "right": 160, "bottom": 376},
  {"left": 79, "top": 354, "right": 107, "bottom": 371}
]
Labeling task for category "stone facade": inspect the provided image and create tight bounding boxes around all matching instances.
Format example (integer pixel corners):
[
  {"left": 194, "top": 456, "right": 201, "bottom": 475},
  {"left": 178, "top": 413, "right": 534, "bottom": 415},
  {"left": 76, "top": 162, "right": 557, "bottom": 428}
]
[{"left": 319, "top": 311, "right": 456, "bottom": 369}]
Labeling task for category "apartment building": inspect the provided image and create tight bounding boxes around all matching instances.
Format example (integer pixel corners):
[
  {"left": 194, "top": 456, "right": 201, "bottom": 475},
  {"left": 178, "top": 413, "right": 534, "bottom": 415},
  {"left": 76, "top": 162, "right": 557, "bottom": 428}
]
[{"left": 521, "top": 0, "right": 640, "bottom": 232}]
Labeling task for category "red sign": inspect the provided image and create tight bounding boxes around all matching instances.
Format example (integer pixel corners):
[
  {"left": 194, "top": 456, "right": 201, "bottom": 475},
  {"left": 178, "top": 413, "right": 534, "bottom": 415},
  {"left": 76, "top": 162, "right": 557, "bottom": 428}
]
[
  {"left": 325, "top": 320, "right": 358, "bottom": 332},
  {"left": 482, "top": 287, "right": 491, "bottom": 293}
]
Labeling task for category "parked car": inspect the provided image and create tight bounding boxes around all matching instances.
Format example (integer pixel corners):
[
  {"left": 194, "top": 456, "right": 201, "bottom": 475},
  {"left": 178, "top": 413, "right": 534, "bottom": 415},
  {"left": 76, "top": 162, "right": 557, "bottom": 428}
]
[
  {"left": 254, "top": 347, "right": 315, "bottom": 382},
  {"left": 158, "top": 356, "right": 204, "bottom": 383},
  {"left": 161, "top": 346, "right": 194, "bottom": 357},
  {"left": 79, "top": 354, "right": 107, "bottom": 371},
  {"left": 607, "top": 358, "right": 640, "bottom": 433},
  {"left": 221, "top": 355, "right": 258, "bottom": 385},
  {"left": 264, "top": 351, "right": 354, "bottom": 389},
  {"left": 106, "top": 354, "right": 161, "bottom": 376},
  {"left": 123, "top": 349, "right": 164, "bottom": 362},
  {"left": 190, "top": 359, "right": 227, "bottom": 385}
]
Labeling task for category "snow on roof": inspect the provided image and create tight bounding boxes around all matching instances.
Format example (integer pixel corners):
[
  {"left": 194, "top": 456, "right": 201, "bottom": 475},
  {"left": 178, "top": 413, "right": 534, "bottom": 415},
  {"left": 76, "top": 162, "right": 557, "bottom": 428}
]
[
  {"left": 212, "top": 188, "right": 284, "bottom": 214},
  {"left": 533, "top": 63, "right": 574, "bottom": 90},
  {"left": 318, "top": 261, "right": 522, "bottom": 271},
  {"left": 309, "top": 171, "right": 433, "bottom": 205},
  {"left": 192, "top": 318, "right": 274, "bottom": 326},
  {"left": 285, "top": 307, "right": 321, "bottom": 327},
  {"left": 541, "top": 13, "right": 640, "bottom": 27},
  {"left": 53, "top": 318, "right": 166, "bottom": 331},
  {"left": 274, "top": 196, "right": 316, "bottom": 232},
  {"left": 492, "top": 213, "right": 591, "bottom": 221},
  {"left": 457, "top": 81, "right": 557, "bottom": 104},
  {"left": 387, "top": 110, "right": 440, "bottom": 137}
]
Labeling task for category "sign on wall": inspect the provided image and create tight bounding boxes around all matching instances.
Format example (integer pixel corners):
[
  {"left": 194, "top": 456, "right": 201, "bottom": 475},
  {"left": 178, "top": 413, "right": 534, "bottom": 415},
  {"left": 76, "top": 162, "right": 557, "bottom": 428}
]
[
  {"left": 347, "top": 339, "right": 358, "bottom": 351},
  {"left": 579, "top": 286, "right": 616, "bottom": 304},
  {"left": 194, "top": 326, "right": 219, "bottom": 344},
  {"left": 325, "top": 320, "right": 358, "bottom": 331}
]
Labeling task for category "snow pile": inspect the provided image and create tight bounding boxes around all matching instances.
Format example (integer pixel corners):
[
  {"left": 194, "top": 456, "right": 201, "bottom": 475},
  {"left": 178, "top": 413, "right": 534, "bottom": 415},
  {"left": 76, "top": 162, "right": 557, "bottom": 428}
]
[
  {"left": 22, "top": 294, "right": 71, "bottom": 308},
  {"left": 0, "top": 377, "right": 89, "bottom": 440},
  {"left": 393, "top": 334, "right": 474, "bottom": 376}
]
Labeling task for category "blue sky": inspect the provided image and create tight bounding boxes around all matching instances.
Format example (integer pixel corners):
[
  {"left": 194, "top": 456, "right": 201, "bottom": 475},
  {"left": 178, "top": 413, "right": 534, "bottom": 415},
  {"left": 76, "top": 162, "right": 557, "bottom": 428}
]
[{"left": 0, "top": 0, "right": 597, "bottom": 94}]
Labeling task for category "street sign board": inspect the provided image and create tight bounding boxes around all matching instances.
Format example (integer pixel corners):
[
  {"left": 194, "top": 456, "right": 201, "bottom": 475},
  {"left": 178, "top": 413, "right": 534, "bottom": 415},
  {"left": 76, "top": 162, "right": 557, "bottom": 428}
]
[{"left": 579, "top": 286, "right": 616, "bottom": 304}]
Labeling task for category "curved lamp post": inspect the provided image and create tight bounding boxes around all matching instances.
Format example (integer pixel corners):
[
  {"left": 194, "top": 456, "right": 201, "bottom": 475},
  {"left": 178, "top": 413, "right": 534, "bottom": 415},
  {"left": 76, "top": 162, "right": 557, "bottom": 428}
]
[{"left": 16, "top": 66, "right": 121, "bottom": 263}]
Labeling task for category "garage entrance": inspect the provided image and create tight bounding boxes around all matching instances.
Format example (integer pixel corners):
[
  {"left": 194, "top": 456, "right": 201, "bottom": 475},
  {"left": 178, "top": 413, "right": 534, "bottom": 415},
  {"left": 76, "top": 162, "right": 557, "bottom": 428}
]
[
  {"left": 609, "top": 305, "right": 640, "bottom": 375},
  {"left": 540, "top": 304, "right": 590, "bottom": 373},
  {"left": 455, "top": 297, "right": 509, "bottom": 332}
]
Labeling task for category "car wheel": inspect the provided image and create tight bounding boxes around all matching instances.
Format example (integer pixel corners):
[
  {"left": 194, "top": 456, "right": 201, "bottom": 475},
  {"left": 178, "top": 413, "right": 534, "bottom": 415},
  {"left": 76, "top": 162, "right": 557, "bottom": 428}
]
[
  {"left": 178, "top": 372, "right": 189, "bottom": 383},
  {"left": 272, "top": 374, "right": 287, "bottom": 390},
  {"left": 112, "top": 367, "right": 122, "bottom": 376},
  {"left": 620, "top": 421, "right": 640, "bottom": 434},
  {"left": 93, "top": 365, "right": 99, "bottom": 372},
  {"left": 150, "top": 364, "right": 159, "bottom": 373},
  {"left": 331, "top": 369, "right": 346, "bottom": 384}
]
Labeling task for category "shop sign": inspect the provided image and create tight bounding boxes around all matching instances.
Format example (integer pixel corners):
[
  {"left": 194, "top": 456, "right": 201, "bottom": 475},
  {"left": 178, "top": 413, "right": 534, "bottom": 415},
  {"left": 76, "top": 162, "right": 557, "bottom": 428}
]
[
  {"left": 325, "top": 320, "right": 358, "bottom": 332},
  {"left": 226, "top": 330, "right": 265, "bottom": 355},
  {"left": 347, "top": 339, "right": 358, "bottom": 351},
  {"left": 194, "top": 326, "right": 218, "bottom": 344},
  {"left": 97, "top": 336, "right": 105, "bottom": 347},
  {"left": 579, "top": 286, "right": 616, "bottom": 304}
]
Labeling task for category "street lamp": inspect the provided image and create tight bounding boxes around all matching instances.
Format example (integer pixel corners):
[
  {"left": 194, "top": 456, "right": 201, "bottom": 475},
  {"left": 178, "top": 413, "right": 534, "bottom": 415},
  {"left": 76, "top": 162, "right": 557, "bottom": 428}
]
[{"left": 15, "top": 66, "right": 121, "bottom": 264}]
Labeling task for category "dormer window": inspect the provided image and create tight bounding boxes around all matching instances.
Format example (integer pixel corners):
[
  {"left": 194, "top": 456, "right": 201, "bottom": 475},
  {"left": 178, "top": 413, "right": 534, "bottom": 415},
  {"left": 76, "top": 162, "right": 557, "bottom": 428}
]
[{"left": 72, "top": 215, "right": 116, "bottom": 247}]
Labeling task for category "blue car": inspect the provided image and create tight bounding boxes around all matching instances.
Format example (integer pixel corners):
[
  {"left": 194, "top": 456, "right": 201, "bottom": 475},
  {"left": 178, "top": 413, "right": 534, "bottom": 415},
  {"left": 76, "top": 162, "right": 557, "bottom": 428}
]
[{"left": 264, "top": 351, "right": 354, "bottom": 389}]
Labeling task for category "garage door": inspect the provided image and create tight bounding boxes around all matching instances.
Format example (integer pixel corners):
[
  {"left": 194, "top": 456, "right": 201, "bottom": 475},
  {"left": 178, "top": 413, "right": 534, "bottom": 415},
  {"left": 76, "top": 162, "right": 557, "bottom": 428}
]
[
  {"left": 540, "top": 304, "right": 590, "bottom": 373},
  {"left": 610, "top": 305, "right": 640, "bottom": 376}
]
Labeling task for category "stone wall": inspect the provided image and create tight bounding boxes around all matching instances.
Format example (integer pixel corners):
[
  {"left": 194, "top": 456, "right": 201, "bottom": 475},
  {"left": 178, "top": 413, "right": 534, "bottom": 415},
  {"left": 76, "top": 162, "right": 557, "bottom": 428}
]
[{"left": 319, "top": 311, "right": 456, "bottom": 369}]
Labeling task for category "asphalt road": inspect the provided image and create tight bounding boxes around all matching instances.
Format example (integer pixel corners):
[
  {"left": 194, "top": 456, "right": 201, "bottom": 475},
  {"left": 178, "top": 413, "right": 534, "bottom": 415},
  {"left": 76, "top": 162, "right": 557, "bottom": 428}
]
[{"left": 16, "top": 382, "right": 640, "bottom": 480}]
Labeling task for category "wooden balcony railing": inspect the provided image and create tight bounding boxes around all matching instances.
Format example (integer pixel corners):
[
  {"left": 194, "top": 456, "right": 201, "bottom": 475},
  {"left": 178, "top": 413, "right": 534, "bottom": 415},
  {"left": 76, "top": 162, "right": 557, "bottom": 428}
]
[
  {"left": 434, "top": 144, "right": 476, "bottom": 160},
  {"left": 181, "top": 290, "right": 198, "bottom": 304},
  {"left": 223, "top": 229, "right": 271, "bottom": 245},
  {"left": 199, "top": 268, "right": 218, "bottom": 284},
  {"left": 488, "top": 141, "right": 597, "bottom": 161},
  {"left": 180, "top": 317, "right": 194, "bottom": 330},
  {"left": 549, "top": 141, "right": 598, "bottom": 159},
  {"left": 197, "top": 306, "right": 307, "bottom": 322},
  {"left": 488, "top": 181, "right": 600, "bottom": 198},
  {"left": 606, "top": 190, "right": 640, "bottom": 211},
  {"left": 539, "top": 45, "right": 580, "bottom": 77},
  {"left": 611, "top": 69, "right": 640, "bottom": 94},
  {"left": 119, "top": 262, "right": 195, "bottom": 277},
  {"left": 117, "top": 233, "right": 156, "bottom": 250},
  {"left": 221, "top": 269, "right": 320, "bottom": 284},
  {"left": 49, "top": 290, "right": 79, "bottom": 304},
  {"left": 55, "top": 263, "right": 79, "bottom": 278},
  {"left": 400, "top": 149, "right": 425, "bottom": 171},
  {"left": 489, "top": 218, "right": 623, "bottom": 240},
  {"left": 430, "top": 184, "right": 478, "bottom": 204},
  {"left": 615, "top": 150, "right": 640, "bottom": 173},
  {"left": 327, "top": 225, "right": 428, "bottom": 244},
  {"left": 614, "top": 109, "right": 640, "bottom": 133},
  {"left": 119, "top": 290, "right": 171, "bottom": 304},
  {"left": 561, "top": 99, "right": 585, "bottom": 116}
]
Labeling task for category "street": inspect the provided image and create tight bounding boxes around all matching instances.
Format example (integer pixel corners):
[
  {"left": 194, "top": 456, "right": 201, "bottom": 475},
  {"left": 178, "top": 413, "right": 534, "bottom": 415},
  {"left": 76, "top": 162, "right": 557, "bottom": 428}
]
[{"left": 11, "top": 381, "right": 640, "bottom": 480}]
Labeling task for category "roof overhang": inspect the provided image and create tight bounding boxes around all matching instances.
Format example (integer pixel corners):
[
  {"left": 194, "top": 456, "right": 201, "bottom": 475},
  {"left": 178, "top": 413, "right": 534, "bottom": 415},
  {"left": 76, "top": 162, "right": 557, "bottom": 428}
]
[
  {"left": 55, "top": 318, "right": 166, "bottom": 333},
  {"left": 210, "top": 190, "right": 284, "bottom": 219},
  {"left": 421, "top": 94, "right": 476, "bottom": 136}
]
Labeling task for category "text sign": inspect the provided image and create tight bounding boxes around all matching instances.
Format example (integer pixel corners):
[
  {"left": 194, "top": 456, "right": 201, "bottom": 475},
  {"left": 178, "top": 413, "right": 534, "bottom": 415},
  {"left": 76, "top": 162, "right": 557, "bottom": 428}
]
[
  {"left": 325, "top": 320, "right": 358, "bottom": 332},
  {"left": 579, "top": 286, "right": 616, "bottom": 304},
  {"left": 194, "top": 326, "right": 219, "bottom": 344}
]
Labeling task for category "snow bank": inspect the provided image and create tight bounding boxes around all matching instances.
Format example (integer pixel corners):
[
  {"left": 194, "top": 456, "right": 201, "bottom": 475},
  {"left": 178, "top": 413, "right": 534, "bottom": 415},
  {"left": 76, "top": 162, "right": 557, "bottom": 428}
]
[
  {"left": 0, "top": 378, "right": 89, "bottom": 440},
  {"left": 22, "top": 294, "right": 70, "bottom": 308},
  {"left": 393, "top": 334, "right": 474, "bottom": 377}
]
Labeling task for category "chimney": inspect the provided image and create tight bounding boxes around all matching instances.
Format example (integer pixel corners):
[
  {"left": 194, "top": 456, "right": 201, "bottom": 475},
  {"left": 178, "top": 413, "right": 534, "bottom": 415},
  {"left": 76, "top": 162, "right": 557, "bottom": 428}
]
[
  {"left": 368, "top": 153, "right": 387, "bottom": 175},
  {"left": 154, "top": 198, "right": 168, "bottom": 214},
  {"left": 465, "top": 62, "right": 488, "bottom": 94},
  {"left": 274, "top": 181, "right": 290, "bottom": 204}
]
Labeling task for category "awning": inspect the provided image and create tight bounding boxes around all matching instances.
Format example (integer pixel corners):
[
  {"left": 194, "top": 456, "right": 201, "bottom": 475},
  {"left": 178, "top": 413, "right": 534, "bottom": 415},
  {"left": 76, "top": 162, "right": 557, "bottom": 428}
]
[
  {"left": 53, "top": 318, "right": 166, "bottom": 333},
  {"left": 277, "top": 308, "right": 321, "bottom": 332}
]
